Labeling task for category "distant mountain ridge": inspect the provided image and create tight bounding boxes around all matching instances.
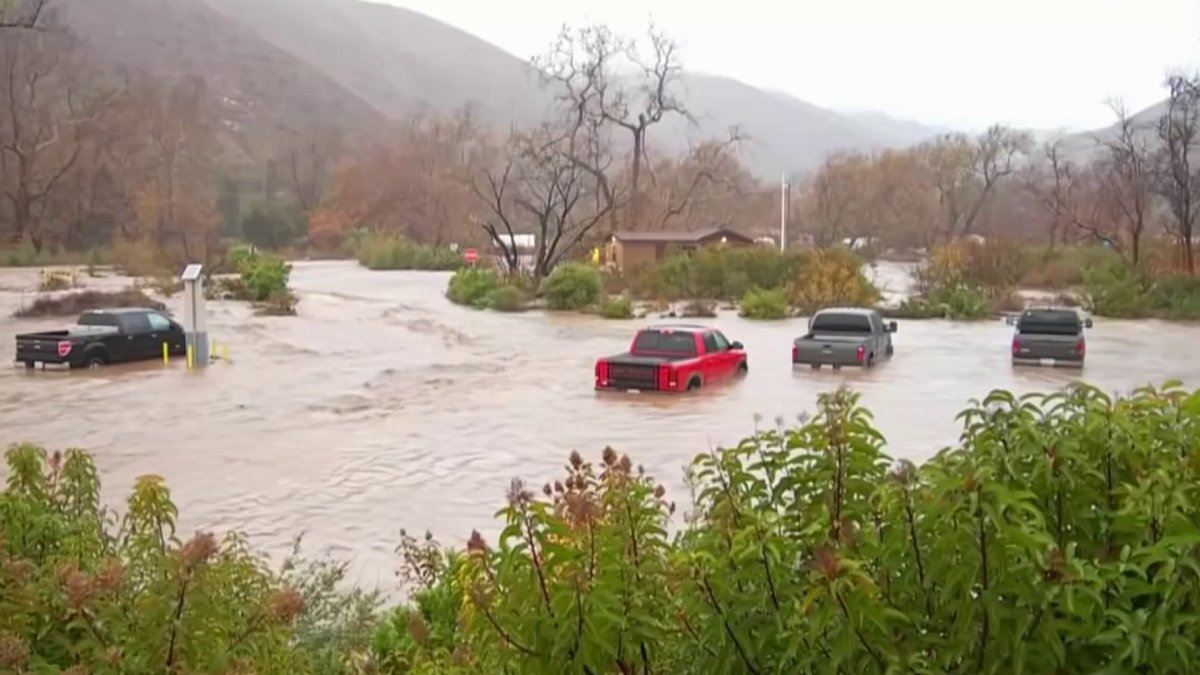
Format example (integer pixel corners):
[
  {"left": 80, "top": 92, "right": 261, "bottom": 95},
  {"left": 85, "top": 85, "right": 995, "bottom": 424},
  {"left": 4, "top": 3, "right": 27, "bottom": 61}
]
[{"left": 53, "top": 0, "right": 946, "bottom": 175}]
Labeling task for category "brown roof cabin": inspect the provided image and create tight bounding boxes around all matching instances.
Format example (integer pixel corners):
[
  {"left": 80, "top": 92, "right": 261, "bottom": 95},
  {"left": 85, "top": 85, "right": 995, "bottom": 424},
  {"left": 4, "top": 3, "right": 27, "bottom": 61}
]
[{"left": 606, "top": 227, "right": 755, "bottom": 271}]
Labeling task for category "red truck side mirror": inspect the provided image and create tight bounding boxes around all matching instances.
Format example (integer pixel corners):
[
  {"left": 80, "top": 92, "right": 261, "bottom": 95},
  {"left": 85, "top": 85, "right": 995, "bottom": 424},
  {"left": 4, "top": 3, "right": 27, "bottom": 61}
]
[{"left": 730, "top": 341, "right": 744, "bottom": 350}]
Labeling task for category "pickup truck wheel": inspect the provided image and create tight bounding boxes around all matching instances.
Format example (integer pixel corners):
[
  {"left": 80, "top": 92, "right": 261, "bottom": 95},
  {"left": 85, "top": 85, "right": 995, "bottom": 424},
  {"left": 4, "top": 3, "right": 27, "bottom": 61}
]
[
  {"left": 686, "top": 376, "right": 702, "bottom": 391},
  {"left": 810, "top": 364, "right": 820, "bottom": 370},
  {"left": 84, "top": 354, "right": 108, "bottom": 369},
  {"left": 736, "top": 361, "right": 748, "bottom": 376},
  {"left": 22, "top": 360, "right": 34, "bottom": 369},
  {"left": 886, "top": 344, "right": 894, "bottom": 357}
]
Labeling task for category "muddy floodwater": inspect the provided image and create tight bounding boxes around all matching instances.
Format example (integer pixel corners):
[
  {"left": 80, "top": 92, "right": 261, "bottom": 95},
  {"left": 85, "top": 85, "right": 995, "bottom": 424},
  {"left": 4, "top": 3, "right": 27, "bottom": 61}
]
[{"left": 2, "top": 261, "right": 1198, "bottom": 587}]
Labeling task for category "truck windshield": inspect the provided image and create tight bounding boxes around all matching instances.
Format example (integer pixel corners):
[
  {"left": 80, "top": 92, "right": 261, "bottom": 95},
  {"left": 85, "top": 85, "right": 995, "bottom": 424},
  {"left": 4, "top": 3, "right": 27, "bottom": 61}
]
[
  {"left": 78, "top": 312, "right": 120, "bottom": 328},
  {"left": 810, "top": 313, "right": 873, "bottom": 333},
  {"left": 632, "top": 330, "right": 697, "bottom": 356},
  {"left": 1018, "top": 310, "right": 1081, "bottom": 336}
]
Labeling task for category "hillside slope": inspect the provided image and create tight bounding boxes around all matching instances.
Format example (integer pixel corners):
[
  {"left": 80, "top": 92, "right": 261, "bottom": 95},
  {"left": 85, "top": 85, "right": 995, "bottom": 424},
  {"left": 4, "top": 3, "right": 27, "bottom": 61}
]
[{"left": 52, "top": 0, "right": 941, "bottom": 174}]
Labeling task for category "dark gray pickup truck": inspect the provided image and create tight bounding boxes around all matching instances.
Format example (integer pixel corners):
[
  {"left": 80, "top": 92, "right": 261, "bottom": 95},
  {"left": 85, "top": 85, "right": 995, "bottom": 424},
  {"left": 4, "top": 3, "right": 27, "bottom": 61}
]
[
  {"left": 792, "top": 308, "right": 896, "bottom": 369},
  {"left": 16, "top": 308, "right": 185, "bottom": 369},
  {"left": 1009, "top": 308, "right": 1093, "bottom": 368}
]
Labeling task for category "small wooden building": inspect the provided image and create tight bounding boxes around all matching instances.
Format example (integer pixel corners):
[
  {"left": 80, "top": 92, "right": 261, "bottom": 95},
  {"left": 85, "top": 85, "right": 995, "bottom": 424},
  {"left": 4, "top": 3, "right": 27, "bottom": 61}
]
[{"left": 606, "top": 227, "right": 756, "bottom": 271}]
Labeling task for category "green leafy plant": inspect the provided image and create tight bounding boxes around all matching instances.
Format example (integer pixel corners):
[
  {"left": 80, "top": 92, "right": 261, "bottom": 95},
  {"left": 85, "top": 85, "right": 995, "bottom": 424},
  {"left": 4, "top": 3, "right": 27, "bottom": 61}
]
[
  {"left": 229, "top": 245, "right": 293, "bottom": 303},
  {"left": 357, "top": 234, "right": 463, "bottom": 271},
  {"left": 1147, "top": 274, "right": 1200, "bottom": 320},
  {"left": 446, "top": 267, "right": 499, "bottom": 308},
  {"left": 488, "top": 284, "right": 527, "bottom": 312},
  {"left": 599, "top": 295, "right": 634, "bottom": 319},
  {"left": 1082, "top": 258, "right": 1150, "bottom": 318},
  {"left": 540, "top": 262, "right": 602, "bottom": 310},
  {"left": 0, "top": 444, "right": 315, "bottom": 673},
  {"left": 389, "top": 381, "right": 1200, "bottom": 673},
  {"left": 738, "top": 287, "right": 789, "bottom": 319}
]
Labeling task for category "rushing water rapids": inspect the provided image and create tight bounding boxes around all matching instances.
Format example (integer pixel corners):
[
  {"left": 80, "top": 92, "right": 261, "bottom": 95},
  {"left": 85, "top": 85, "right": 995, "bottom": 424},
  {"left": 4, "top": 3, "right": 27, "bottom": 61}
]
[{"left": 2, "top": 261, "right": 1197, "bottom": 588}]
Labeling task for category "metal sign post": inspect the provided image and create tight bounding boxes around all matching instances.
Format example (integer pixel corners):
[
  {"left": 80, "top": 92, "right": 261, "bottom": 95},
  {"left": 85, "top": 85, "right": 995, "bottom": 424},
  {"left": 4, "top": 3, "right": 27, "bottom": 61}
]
[{"left": 181, "top": 264, "right": 208, "bottom": 369}]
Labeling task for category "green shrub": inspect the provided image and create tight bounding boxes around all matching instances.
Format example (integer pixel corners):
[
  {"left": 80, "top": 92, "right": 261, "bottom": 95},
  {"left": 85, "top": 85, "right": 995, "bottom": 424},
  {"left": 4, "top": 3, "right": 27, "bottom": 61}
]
[
  {"left": 1147, "top": 274, "right": 1200, "bottom": 320},
  {"left": 1082, "top": 258, "right": 1149, "bottom": 318},
  {"left": 738, "top": 287, "right": 789, "bottom": 319},
  {"left": 393, "top": 382, "right": 1200, "bottom": 673},
  {"left": 488, "top": 284, "right": 527, "bottom": 312},
  {"left": 0, "top": 443, "right": 317, "bottom": 672},
  {"left": 599, "top": 295, "right": 634, "bottom": 319},
  {"left": 540, "top": 262, "right": 602, "bottom": 310},
  {"left": 357, "top": 233, "right": 462, "bottom": 271},
  {"left": 231, "top": 247, "right": 292, "bottom": 302},
  {"left": 787, "top": 247, "right": 880, "bottom": 312},
  {"left": 632, "top": 247, "right": 802, "bottom": 301},
  {"left": 446, "top": 267, "right": 499, "bottom": 308}
]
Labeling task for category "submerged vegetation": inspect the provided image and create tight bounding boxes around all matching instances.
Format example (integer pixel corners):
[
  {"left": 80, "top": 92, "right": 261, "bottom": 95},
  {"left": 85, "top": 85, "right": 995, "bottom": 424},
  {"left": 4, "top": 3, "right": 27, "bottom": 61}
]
[{"left": 7, "top": 382, "right": 1200, "bottom": 672}]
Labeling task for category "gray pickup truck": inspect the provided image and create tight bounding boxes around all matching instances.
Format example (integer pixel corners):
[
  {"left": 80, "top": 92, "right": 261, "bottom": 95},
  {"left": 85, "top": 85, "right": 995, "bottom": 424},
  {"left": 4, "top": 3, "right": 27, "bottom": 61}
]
[
  {"left": 792, "top": 308, "right": 896, "bottom": 370},
  {"left": 1009, "top": 308, "right": 1093, "bottom": 368}
]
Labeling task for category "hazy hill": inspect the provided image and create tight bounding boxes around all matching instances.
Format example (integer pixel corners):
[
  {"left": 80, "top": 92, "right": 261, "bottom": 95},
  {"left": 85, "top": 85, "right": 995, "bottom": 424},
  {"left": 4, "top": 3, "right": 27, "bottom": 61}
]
[
  {"left": 1055, "top": 101, "right": 1167, "bottom": 160},
  {"left": 52, "top": 0, "right": 943, "bottom": 175}
]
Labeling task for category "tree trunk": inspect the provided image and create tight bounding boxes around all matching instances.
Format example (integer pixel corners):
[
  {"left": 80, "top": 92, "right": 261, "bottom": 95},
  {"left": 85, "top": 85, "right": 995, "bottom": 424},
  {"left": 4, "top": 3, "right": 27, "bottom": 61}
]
[{"left": 630, "top": 129, "right": 644, "bottom": 228}]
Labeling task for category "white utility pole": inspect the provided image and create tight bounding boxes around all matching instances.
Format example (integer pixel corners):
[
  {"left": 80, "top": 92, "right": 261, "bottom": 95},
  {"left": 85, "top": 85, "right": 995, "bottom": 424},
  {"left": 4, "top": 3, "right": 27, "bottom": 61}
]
[{"left": 779, "top": 173, "right": 790, "bottom": 252}]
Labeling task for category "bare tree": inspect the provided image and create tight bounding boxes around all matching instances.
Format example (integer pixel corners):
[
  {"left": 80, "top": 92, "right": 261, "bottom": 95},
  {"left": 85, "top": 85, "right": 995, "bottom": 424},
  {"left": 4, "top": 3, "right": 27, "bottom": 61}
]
[
  {"left": 473, "top": 125, "right": 615, "bottom": 279},
  {"left": 1095, "top": 100, "right": 1154, "bottom": 263},
  {"left": 0, "top": 30, "right": 83, "bottom": 251},
  {"left": 920, "top": 126, "right": 1031, "bottom": 242},
  {"left": 282, "top": 126, "right": 341, "bottom": 216},
  {"left": 536, "top": 23, "right": 689, "bottom": 229},
  {"left": 1154, "top": 75, "right": 1200, "bottom": 274},
  {"left": 0, "top": 0, "right": 47, "bottom": 30}
]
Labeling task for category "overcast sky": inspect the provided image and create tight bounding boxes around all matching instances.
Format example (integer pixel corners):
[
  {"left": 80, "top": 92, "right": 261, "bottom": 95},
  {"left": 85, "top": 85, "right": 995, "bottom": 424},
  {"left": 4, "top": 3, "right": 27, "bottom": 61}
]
[{"left": 387, "top": 0, "right": 1200, "bottom": 132}]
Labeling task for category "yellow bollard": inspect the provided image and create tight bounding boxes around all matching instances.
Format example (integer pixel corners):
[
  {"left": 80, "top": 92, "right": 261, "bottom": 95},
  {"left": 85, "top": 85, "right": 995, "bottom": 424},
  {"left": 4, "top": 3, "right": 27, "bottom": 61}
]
[
  {"left": 162, "top": 342, "right": 169, "bottom": 365},
  {"left": 222, "top": 343, "right": 229, "bottom": 363},
  {"left": 186, "top": 344, "right": 194, "bottom": 370}
]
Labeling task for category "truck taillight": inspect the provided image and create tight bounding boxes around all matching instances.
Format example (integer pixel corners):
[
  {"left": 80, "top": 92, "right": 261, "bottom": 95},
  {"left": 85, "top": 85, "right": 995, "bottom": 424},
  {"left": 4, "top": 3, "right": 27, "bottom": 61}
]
[
  {"left": 856, "top": 345, "right": 865, "bottom": 363},
  {"left": 1012, "top": 337, "right": 1020, "bottom": 355},
  {"left": 657, "top": 364, "right": 676, "bottom": 390},
  {"left": 595, "top": 361, "right": 608, "bottom": 386},
  {"left": 57, "top": 341, "right": 72, "bottom": 357},
  {"left": 1076, "top": 339, "right": 1085, "bottom": 355},
  {"left": 792, "top": 344, "right": 798, "bottom": 362}
]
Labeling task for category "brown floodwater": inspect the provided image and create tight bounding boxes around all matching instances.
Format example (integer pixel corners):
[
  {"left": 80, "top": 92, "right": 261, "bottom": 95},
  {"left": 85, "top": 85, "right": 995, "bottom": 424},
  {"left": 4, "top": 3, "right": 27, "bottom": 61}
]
[{"left": 1, "top": 261, "right": 1197, "bottom": 588}]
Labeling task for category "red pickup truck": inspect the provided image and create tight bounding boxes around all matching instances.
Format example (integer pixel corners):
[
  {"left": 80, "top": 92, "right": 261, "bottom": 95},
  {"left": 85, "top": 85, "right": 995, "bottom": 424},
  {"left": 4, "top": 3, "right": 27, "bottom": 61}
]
[{"left": 594, "top": 325, "right": 747, "bottom": 392}]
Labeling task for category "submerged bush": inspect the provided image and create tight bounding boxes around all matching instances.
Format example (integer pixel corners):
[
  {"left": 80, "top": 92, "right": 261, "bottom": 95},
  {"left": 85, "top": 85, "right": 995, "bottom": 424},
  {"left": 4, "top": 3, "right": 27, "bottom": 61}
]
[
  {"left": 787, "top": 247, "right": 880, "bottom": 312},
  {"left": 1082, "top": 258, "right": 1150, "bottom": 318},
  {"left": 230, "top": 246, "right": 293, "bottom": 302},
  {"left": 386, "top": 382, "right": 1200, "bottom": 673},
  {"left": 446, "top": 267, "right": 499, "bottom": 308},
  {"left": 1147, "top": 274, "right": 1200, "bottom": 320},
  {"left": 738, "top": 286, "right": 789, "bottom": 319},
  {"left": 599, "top": 295, "right": 634, "bottom": 319},
  {"left": 488, "top": 284, "right": 527, "bottom": 312},
  {"left": 540, "top": 262, "right": 602, "bottom": 310},
  {"left": 357, "top": 234, "right": 462, "bottom": 271},
  {"left": 13, "top": 288, "right": 164, "bottom": 318}
]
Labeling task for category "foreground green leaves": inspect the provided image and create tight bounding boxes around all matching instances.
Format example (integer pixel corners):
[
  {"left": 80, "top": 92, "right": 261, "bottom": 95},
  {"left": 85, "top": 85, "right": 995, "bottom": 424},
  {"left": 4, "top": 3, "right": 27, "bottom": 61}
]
[
  {"left": 7, "top": 382, "right": 1200, "bottom": 673},
  {"left": 386, "top": 383, "right": 1200, "bottom": 674}
]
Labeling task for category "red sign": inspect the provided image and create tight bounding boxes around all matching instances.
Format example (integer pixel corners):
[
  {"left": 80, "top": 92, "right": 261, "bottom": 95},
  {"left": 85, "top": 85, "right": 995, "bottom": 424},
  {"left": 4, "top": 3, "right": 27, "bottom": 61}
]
[{"left": 463, "top": 247, "right": 479, "bottom": 265}]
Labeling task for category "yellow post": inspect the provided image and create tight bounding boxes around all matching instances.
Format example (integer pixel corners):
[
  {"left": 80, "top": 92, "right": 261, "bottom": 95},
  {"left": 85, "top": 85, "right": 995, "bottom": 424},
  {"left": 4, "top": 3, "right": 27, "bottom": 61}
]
[
  {"left": 162, "top": 342, "right": 169, "bottom": 365},
  {"left": 186, "top": 344, "right": 194, "bottom": 370},
  {"left": 221, "top": 343, "right": 229, "bottom": 362}
]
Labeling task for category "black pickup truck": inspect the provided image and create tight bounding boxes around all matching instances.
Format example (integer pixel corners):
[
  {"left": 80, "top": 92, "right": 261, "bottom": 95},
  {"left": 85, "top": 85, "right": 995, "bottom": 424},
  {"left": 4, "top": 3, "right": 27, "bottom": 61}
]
[{"left": 15, "top": 308, "right": 186, "bottom": 369}]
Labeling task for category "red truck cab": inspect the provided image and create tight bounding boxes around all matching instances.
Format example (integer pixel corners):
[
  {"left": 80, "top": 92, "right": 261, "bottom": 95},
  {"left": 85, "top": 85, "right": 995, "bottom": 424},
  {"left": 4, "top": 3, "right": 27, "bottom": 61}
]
[{"left": 595, "top": 325, "right": 747, "bottom": 392}]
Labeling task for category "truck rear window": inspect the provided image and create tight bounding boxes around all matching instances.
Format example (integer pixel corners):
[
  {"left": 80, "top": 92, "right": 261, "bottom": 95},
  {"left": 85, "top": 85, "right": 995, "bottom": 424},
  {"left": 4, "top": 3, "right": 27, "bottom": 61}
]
[
  {"left": 78, "top": 312, "right": 120, "bottom": 327},
  {"left": 1018, "top": 310, "right": 1081, "bottom": 336},
  {"left": 811, "top": 314, "right": 873, "bottom": 333},
  {"left": 632, "top": 330, "right": 697, "bottom": 356}
]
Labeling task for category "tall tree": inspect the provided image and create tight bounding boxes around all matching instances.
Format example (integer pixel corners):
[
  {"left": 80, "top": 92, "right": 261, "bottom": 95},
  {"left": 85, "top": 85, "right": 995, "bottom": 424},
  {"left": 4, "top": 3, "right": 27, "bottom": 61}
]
[
  {"left": 1154, "top": 75, "right": 1200, "bottom": 274},
  {"left": 536, "top": 24, "right": 689, "bottom": 230},
  {"left": 919, "top": 126, "right": 1031, "bottom": 242},
  {"left": 0, "top": 29, "right": 84, "bottom": 250},
  {"left": 473, "top": 124, "right": 615, "bottom": 279},
  {"left": 1098, "top": 101, "right": 1154, "bottom": 263}
]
